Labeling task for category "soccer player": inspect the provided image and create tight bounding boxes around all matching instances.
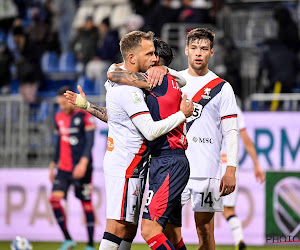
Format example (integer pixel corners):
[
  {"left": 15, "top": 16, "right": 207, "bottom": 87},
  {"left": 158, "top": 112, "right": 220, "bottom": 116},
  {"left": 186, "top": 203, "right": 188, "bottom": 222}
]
[
  {"left": 177, "top": 28, "right": 239, "bottom": 249},
  {"left": 220, "top": 105, "right": 265, "bottom": 250},
  {"left": 48, "top": 86, "right": 96, "bottom": 250},
  {"left": 107, "top": 38, "right": 190, "bottom": 250},
  {"left": 65, "top": 31, "right": 193, "bottom": 250}
]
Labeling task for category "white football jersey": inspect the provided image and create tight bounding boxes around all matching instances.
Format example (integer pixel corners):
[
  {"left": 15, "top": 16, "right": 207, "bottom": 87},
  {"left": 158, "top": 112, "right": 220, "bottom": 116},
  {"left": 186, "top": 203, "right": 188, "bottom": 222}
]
[
  {"left": 103, "top": 80, "right": 149, "bottom": 178},
  {"left": 180, "top": 69, "right": 238, "bottom": 179}
]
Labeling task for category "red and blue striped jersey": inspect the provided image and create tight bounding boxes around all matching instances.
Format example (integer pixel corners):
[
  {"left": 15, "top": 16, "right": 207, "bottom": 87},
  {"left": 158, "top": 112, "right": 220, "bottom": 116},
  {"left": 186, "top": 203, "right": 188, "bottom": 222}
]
[
  {"left": 146, "top": 74, "right": 187, "bottom": 152},
  {"left": 55, "top": 109, "right": 95, "bottom": 172}
]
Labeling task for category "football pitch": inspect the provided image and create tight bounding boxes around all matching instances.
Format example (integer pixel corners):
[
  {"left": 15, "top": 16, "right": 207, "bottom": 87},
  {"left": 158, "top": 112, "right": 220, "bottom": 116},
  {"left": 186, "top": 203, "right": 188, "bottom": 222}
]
[{"left": 2, "top": 242, "right": 300, "bottom": 250}]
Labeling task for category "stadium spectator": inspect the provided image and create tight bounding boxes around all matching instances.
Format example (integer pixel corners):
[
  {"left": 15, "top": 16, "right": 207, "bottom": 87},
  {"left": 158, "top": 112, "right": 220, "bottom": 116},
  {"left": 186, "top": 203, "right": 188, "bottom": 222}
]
[
  {"left": 52, "top": 0, "right": 76, "bottom": 52},
  {"left": 49, "top": 86, "right": 96, "bottom": 250},
  {"left": 214, "top": 36, "right": 242, "bottom": 99},
  {"left": 27, "top": 7, "right": 50, "bottom": 58},
  {"left": 0, "top": 0, "right": 18, "bottom": 33},
  {"left": 85, "top": 17, "right": 120, "bottom": 82},
  {"left": 220, "top": 106, "right": 265, "bottom": 250},
  {"left": 179, "top": 0, "right": 213, "bottom": 23},
  {"left": 12, "top": 25, "right": 41, "bottom": 103},
  {"left": 144, "top": 0, "right": 182, "bottom": 37},
  {"left": 177, "top": 28, "right": 238, "bottom": 250},
  {"left": 0, "top": 41, "right": 13, "bottom": 94},
  {"left": 258, "top": 6, "right": 300, "bottom": 94},
  {"left": 70, "top": 16, "right": 98, "bottom": 66}
]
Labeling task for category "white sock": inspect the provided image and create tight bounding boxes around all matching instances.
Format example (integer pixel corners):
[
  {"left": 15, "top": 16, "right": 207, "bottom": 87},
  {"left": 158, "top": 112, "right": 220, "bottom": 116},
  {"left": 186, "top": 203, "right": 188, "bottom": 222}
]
[
  {"left": 99, "top": 239, "right": 119, "bottom": 250},
  {"left": 119, "top": 240, "right": 132, "bottom": 250},
  {"left": 227, "top": 215, "right": 244, "bottom": 246}
]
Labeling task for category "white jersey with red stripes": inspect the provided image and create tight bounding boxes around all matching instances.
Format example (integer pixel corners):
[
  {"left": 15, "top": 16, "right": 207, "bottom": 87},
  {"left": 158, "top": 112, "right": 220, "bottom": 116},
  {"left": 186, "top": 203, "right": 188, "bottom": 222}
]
[
  {"left": 180, "top": 69, "right": 238, "bottom": 179},
  {"left": 103, "top": 80, "right": 149, "bottom": 178}
]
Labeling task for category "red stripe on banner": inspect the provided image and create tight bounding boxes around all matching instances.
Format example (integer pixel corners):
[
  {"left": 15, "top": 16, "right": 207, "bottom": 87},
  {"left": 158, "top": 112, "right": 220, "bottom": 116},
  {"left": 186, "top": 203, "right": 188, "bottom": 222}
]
[
  {"left": 120, "top": 179, "right": 128, "bottom": 220},
  {"left": 192, "top": 77, "right": 224, "bottom": 103},
  {"left": 130, "top": 111, "right": 150, "bottom": 119},
  {"left": 125, "top": 141, "right": 147, "bottom": 177},
  {"left": 221, "top": 114, "right": 237, "bottom": 120}
]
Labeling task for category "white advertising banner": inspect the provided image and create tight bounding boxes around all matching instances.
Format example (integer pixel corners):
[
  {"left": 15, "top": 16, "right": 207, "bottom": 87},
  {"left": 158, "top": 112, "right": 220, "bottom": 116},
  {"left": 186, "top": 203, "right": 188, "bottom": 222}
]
[
  {"left": 239, "top": 112, "right": 300, "bottom": 171},
  {"left": 0, "top": 169, "right": 264, "bottom": 245}
]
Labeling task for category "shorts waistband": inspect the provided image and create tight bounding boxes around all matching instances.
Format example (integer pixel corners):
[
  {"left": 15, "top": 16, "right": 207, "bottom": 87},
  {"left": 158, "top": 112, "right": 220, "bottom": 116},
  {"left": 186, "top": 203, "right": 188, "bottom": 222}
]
[{"left": 151, "top": 149, "right": 185, "bottom": 157}]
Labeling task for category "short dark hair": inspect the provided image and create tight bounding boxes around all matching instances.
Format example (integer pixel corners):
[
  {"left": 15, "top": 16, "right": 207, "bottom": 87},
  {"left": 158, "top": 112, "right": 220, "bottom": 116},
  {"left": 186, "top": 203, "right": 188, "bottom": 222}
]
[
  {"left": 153, "top": 37, "right": 174, "bottom": 67},
  {"left": 120, "top": 31, "right": 154, "bottom": 59},
  {"left": 57, "top": 86, "right": 73, "bottom": 96},
  {"left": 186, "top": 28, "right": 215, "bottom": 48}
]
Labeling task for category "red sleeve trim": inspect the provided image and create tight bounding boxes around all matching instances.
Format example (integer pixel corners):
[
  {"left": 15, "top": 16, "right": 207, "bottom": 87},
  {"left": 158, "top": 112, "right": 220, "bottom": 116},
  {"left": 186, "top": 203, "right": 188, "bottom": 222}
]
[
  {"left": 221, "top": 114, "right": 237, "bottom": 120},
  {"left": 130, "top": 111, "right": 150, "bottom": 119}
]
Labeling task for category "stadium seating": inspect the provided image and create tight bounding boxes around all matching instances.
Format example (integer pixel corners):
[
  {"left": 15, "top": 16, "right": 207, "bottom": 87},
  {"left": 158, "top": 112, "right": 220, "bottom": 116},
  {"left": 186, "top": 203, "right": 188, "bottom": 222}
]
[
  {"left": 58, "top": 52, "right": 77, "bottom": 73},
  {"left": 41, "top": 52, "right": 59, "bottom": 73},
  {"left": 77, "top": 75, "right": 95, "bottom": 95}
]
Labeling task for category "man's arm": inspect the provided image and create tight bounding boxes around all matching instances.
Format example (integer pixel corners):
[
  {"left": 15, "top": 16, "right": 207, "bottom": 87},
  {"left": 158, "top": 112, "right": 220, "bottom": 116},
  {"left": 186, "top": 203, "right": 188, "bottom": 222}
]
[
  {"left": 64, "top": 85, "right": 108, "bottom": 123},
  {"left": 240, "top": 129, "right": 265, "bottom": 183},
  {"left": 107, "top": 69, "right": 150, "bottom": 89}
]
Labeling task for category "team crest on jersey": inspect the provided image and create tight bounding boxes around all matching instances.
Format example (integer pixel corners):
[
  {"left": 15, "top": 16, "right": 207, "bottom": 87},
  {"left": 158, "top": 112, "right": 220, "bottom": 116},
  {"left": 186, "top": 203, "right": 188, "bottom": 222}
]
[
  {"left": 202, "top": 88, "right": 211, "bottom": 99},
  {"left": 131, "top": 91, "right": 142, "bottom": 103},
  {"left": 74, "top": 117, "right": 81, "bottom": 125}
]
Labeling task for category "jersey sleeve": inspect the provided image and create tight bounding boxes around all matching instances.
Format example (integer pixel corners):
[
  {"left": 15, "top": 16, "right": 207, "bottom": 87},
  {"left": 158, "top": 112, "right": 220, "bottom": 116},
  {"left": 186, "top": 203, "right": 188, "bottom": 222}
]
[
  {"left": 120, "top": 86, "right": 150, "bottom": 119},
  {"left": 84, "top": 111, "right": 96, "bottom": 130},
  {"left": 237, "top": 106, "right": 246, "bottom": 131},
  {"left": 219, "top": 82, "right": 238, "bottom": 120}
]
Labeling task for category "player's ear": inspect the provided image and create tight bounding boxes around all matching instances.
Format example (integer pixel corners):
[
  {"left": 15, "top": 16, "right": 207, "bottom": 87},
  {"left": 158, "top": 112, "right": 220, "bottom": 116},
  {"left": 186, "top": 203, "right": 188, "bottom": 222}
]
[
  {"left": 210, "top": 48, "right": 214, "bottom": 58},
  {"left": 128, "top": 53, "right": 135, "bottom": 64},
  {"left": 185, "top": 46, "right": 188, "bottom": 56}
]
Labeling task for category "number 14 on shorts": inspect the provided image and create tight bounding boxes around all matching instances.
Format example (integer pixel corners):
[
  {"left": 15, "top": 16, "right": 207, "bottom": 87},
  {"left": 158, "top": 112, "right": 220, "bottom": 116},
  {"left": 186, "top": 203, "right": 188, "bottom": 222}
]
[{"left": 198, "top": 192, "right": 213, "bottom": 207}]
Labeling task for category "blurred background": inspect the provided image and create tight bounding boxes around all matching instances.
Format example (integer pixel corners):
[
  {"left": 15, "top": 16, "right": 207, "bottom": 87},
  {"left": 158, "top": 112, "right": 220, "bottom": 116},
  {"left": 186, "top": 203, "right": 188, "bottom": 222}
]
[{"left": 0, "top": 0, "right": 299, "bottom": 249}]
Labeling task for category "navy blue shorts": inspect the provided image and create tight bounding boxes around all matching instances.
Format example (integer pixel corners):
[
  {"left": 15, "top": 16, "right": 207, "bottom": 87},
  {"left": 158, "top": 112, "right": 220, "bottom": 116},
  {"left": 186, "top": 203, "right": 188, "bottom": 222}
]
[
  {"left": 52, "top": 168, "right": 93, "bottom": 201},
  {"left": 143, "top": 149, "right": 190, "bottom": 228}
]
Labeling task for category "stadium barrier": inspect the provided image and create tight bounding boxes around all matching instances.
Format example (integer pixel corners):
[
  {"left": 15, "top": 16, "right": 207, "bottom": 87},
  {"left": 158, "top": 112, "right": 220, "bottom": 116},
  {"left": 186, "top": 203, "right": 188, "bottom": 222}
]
[{"left": 0, "top": 94, "right": 105, "bottom": 168}]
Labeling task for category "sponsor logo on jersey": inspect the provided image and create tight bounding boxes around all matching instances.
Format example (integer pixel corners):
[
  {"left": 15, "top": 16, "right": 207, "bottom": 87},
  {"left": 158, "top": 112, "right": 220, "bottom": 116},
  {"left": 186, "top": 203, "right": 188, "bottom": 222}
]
[
  {"left": 201, "top": 88, "right": 211, "bottom": 99},
  {"left": 131, "top": 91, "right": 142, "bottom": 103},
  {"left": 192, "top": 137, "right": 214, "bottom": 144},
  {"left": 106, "top": 137, "right": 114, "bottom": 151}
]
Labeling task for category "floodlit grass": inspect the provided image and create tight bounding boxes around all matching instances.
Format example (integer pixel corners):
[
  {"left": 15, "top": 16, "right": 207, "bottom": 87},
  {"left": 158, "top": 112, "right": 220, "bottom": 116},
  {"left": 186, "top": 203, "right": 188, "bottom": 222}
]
[{"left": 2, "top": 241, "right": 300, "bottom": 250}]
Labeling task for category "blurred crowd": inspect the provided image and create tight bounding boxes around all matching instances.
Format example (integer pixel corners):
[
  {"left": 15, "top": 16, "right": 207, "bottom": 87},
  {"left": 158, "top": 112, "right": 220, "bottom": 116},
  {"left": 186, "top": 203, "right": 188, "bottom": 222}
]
[{"left": 0, "top": 0, "right": 299, "bottom": 104}]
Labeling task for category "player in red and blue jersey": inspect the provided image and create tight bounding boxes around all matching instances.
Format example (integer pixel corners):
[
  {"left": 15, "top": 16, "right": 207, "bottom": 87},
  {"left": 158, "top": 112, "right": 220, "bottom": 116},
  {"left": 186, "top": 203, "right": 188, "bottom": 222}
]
[
  {"left": 48, "top": 86, "right": 96, "bottom": 250},
  {"left": 107, "top": 38, "right": 190, "bottom": 250}
]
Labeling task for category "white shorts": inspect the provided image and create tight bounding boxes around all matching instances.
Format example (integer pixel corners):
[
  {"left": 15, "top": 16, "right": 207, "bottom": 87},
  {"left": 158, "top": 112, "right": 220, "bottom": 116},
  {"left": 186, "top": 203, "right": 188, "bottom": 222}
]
[
  {"left": 221, "top": 163, "right": 238, "bottom": 207},
  {"left": 104, "top": 174, "right": 146, "bottom": 224},
  {"left": 181, "top": 178, "right": 223, "bottom": 212}
]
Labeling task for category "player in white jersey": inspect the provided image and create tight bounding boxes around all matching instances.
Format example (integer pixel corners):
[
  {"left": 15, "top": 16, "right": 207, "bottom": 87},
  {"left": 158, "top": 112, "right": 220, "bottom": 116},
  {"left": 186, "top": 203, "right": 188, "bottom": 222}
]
[
  {"left": 220, "top": 106, "right": 265, "bottom": 250},
  {"left": 65, "top": 31, "right": 193, "bottom": 250},
  {"left": 173, "top": 28, "right": 239, "bottom": 250}
]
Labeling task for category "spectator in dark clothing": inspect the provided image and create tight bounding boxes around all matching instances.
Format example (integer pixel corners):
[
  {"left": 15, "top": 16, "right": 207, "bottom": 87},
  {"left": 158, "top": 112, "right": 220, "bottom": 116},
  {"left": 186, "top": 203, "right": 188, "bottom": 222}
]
[
  {"left": 12, "top": 26, "right": 41, "bottom": 103},
  {"left": 95, "top": 18, "right": 120, "bottom": 61},
  {"left": 0, "top": 41, "right": 13, "bottom": 94},
  {"left": 274, "top": 5, "right": 300, "bottom": 53},
  {"left": 258, "top": 39, "right": 299, "bottom": 93},
  {"left": 86, "top": 18, "right": 120, "bottom": 81},
  {"left": 71, "top": 16, "right": 98, "bottom": 65}
]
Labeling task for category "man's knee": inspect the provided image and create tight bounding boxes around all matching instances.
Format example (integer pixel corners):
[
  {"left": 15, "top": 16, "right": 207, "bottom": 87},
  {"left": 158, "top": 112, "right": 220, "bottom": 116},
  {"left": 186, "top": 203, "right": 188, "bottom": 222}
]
[
  {"left": 195, "top": 212, "right": 214, "bottom": 237},
  {"left": 141, "top": 219, "right": 162, "bottom": 241},
  {"left": 105, "top": 219, "right": 132, "bottom": 239},
  {"left": 49, "top": 191, "right": 65, "bottom": 208}
]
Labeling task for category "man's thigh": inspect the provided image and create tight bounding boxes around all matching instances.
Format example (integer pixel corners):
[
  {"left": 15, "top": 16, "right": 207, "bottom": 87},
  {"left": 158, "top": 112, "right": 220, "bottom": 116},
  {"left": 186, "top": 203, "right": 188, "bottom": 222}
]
[
  {"left": 143, "top": 154, "right": 190, "bottom": 228},
  {"left": 105, "top": 174, "right": 146, "bottom": 225},
  {"left": 52, "top": 170, "right": 72, "bottom": 199}
]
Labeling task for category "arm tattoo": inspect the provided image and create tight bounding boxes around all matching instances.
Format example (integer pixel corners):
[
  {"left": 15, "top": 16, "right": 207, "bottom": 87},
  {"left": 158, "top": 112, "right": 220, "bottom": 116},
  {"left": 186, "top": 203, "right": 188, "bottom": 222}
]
[
  {"left": 110, "top": 71, "right": 148, "bottom": 85},
  {"left": 88, "top": 103, "right": 108, "bottom": 123}
]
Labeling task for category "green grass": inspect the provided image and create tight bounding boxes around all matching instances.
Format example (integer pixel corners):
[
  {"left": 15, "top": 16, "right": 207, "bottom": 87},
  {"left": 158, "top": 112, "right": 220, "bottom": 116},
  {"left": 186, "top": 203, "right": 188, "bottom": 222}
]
[{"left": 2, "top": 242, "right": 300, "bottom": 250}]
